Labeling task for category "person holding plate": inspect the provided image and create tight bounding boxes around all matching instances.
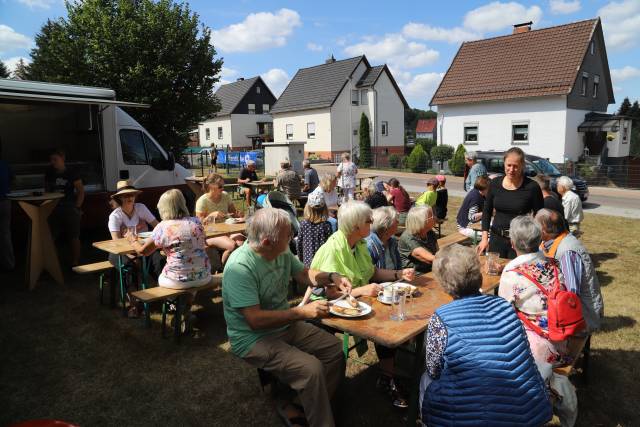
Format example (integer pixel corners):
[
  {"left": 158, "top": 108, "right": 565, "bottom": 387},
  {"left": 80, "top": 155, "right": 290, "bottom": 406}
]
[
  {"left": 311, "top": 200, "right": 414, "bottom": 409},
  {"left": 196, "top": 173, "right": 245, "bottom": 266}
]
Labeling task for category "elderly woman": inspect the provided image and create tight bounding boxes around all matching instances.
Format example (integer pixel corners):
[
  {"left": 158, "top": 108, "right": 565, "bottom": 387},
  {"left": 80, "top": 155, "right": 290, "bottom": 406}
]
[
  {"left": 398, "top": 206, "right": 438, "bottom": 273},
  {"left": 477, "top": 147, "right": 544, "bottom": 259},
  {"left": 361, "top": 178, "right": 388, "bottom": 209},
  {"left": 557, "top": 176, "right": 583, "bottom": 235},
  {"left": 195, "top": 173, "right": 244, "bottom": 265},
  {"left": 420, "top": 244, "right": 551, "bottom": 426},
  {"left": 311, "top": 200, "right": 414, "bottom": 408},
  {"left": 365, "top": 206, "right": 401, "bottom": 270},
  {"left": 336, "top": 152, "right": 358, "bottom": 202}
]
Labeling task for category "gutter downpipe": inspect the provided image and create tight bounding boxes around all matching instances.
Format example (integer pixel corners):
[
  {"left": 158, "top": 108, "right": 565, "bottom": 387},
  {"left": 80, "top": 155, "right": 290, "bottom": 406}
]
[{"left": 348, "top": 77, "right": 353, "bottom": 161}]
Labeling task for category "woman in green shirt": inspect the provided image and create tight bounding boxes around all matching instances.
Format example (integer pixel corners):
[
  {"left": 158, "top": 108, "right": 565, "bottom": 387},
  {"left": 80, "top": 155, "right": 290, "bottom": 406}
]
[{"left": 310, "top": 200, "right": 415, "bottom": 408}]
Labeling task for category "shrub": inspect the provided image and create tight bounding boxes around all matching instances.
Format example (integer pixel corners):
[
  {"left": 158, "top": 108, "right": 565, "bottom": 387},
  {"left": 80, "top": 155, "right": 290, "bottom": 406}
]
[
  {"left": 450, "top": 144, "right": 466, "bottom": 176},
  {"left": 431, "top": 144, "right": 455, "bottom": 169},
  {"left": 400, "top": 156, "right": 409, "bottom": 169},
  {"left": 416, "top": 138, "right": 436, "bottom": 154},
  {"left": 358, "top": 113, "right": 372, "bottom": 168},
  {"left": 389, "top": 154, "right": 401, "bottom": 168},
  {"left": 407, "top": 145, "right": 428, "bottom": 173}
]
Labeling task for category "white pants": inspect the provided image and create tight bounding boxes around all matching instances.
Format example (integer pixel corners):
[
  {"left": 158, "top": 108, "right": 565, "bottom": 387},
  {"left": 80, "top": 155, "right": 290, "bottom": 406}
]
[
  {"left": 457, "top": 227, "right": 477, "bottom": 238},
  {"left": 342, "top": 187, "right": 355, "bottom": 203},
  {"left": 158, "top": 274, "right": 212, "bottom": 296}
]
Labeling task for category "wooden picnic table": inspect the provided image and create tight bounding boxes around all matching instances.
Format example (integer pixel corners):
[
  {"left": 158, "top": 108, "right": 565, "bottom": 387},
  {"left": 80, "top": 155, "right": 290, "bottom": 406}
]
[
  {"left": 203, "top": 221, "right": 247, "bottom": 237},
  {"left": 9, "top": 192, "right": 65, "bottom": 289},
  {"left": 356, "top": 174, "right": 378, "bottom": 188},
  {"left": 185, "top": 176, "right": 239, "bottom": 199}
]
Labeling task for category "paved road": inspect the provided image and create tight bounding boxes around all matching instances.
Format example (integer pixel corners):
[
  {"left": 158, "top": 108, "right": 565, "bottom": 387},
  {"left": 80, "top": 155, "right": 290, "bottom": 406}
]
[{"left": 315, "top": 165, "right": 640, "bottom": 219}]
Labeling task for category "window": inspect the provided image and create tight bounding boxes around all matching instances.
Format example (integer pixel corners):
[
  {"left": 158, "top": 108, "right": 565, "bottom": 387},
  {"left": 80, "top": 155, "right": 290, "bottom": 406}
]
[
  {"left": 256, "top": 86, "right": 261, "bottom": 94},
  {"left": 512, "top": 122, "right": 529, "bottom": 144},
  {"left": 590, "top": 41, "right": 594, "bottom": 55},
  {"left": 286, "top": 124, "right": 293, "bottom": 140},
  {"left": 217, "top": 127, "right": 223, "bottom": 139},
  {"left": 593, "top": 75, "right": 599, "bottom": 99},
  {"left": 353, "top": 129, "right": 358, "bottom": 136},
  {"left": 307, "top": 122, "right": 315, "bottom": 139},
  {"left": 381, "top": 121, "right": 388, "bottom": 136},
  {"left": 248, "top": 104, "right": 255, "bottom": 114},
  {"left": 351, "top": 90, "right": 359, "bottom": 106},
  {"left": 360, "top": 89, "right": 368, "bottom": 105},
  {"left": 262, "top": 104, "right": 270, "bottom": 113},
  {"left": 581, "top": 72, "right": 589, "bottom": 96},
  {"left": 120, "top": 129, "right": 148, "bottom": 165},
  {"left": 205, "top": 128, "right": 210, "bottom": 140},
  {"left": 487, "top": 158, "right": 504, "bottom": 174},
  {"left": 463, "top": 123, "right": 478, "bottom": 144},
  {"left": 143, "top": 133, "right": 167, "bottom": 170}
]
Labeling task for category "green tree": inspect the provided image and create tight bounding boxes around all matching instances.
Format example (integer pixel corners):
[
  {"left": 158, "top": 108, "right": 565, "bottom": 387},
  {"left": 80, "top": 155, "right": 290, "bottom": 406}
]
[
  {"left": 358, "top": 113, "right": 372, "bottom": 168},
  {"left": 388, "top": 154, "right": 401, "bottom": 168},
  {"left": 450, "top": 144, "right": 466, "bottom": 176},
  {"left": 618, "top": 97, "right": 632, "bottom": 115},
  {"left": 0, "top": 61, "right": 9, "bottom": 78},
  {"left": 404, "top": 108, "right": 437, "bottom": 135},
  {"left": 431, "top": 144, "right": 455, "bottom": 170},
  {"left": 629, "top": 101, "right": 640, "bottom": 123},
  {"left": 407, "top": 145, "right": 428, "bottom": 173},
  {"left": 416, "top": 138, "right": 436, "bottom": 155},
  {"left": 13, "top": 58, "right": 29, "bottom": 80},
  {"left": 27, "top": 0, "right": 222, "bottom": 157}
]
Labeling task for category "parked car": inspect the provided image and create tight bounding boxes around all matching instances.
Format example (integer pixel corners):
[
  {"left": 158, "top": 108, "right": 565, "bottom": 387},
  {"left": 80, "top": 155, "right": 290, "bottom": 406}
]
[{"left": 475, "top": 151, "right": 589, "bottom": 201}]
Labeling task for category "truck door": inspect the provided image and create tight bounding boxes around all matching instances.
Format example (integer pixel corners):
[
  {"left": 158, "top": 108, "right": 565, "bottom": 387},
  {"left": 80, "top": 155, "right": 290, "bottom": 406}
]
[{"left": 117, "top": 128, "right": 176, "bottom": 189}]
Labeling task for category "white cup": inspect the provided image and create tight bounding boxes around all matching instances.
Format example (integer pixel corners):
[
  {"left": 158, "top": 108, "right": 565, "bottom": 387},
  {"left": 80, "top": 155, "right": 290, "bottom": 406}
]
[{"left": 378, "top": 285, "right": 393, "bottom": 302}]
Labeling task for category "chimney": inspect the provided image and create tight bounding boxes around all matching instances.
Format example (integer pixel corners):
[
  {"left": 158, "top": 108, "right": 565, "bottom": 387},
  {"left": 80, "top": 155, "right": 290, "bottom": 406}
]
[
  {"left": 325, "top": 54, "right": 336, "bottom": 64},
  {"left": 513, "top": 21, "right": 532, "bottom": 34},
  {"left": 236, "top": 77, "right": 244, "bottom": 81}
]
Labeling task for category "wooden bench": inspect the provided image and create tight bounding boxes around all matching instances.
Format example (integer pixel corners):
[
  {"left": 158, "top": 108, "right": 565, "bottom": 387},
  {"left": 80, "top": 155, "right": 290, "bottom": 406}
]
[
  {"left": 72, "top": 261, "right": 114, "bottom": 305},
  {"left": 553, "top": 335, "right": 591, "bottom": 383},
  {"left": 437, "top": 232, "right": 470, "bottom": 248},
  {"left": 131, "top": 273, "right": 223, "bottom": 342}
]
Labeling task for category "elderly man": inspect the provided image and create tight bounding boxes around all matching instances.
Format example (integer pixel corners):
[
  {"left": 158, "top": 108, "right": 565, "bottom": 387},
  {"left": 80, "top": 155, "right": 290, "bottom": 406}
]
[
  {"left": 274, "top": 160, "right": 301, "bottom": 201},
  {"left": 535, "top": 208, "right": 604, "bottom": 331},
  {"left": 464, "top": 151, "right": 488, "bottom": 192},
  {"left": 222, "top": 208, "right": 351, "bottom": 427},
  {"left": 557, "top": 176, "right": 583, "bottom": 235},
  {"left": 237, "top": 160, "right": 263, "bottom": 207},
  {"left": 302, "top": 159, "right": 319, "bottom": 195}
]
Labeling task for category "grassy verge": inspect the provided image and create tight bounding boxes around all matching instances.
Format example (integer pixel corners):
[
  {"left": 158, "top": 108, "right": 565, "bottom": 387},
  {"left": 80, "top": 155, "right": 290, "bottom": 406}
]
[{"left": 0, "top": 196, "right": 638, "bottom": 426}]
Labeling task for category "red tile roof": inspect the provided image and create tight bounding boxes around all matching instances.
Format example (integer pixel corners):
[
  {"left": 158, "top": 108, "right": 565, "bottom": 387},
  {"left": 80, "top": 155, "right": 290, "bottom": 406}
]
[
  {"left": 430, "top": 19, "right": 601, "bottom": 105},
  {"left": 416, "top": 119, "right": 436, "bottom": 133}
]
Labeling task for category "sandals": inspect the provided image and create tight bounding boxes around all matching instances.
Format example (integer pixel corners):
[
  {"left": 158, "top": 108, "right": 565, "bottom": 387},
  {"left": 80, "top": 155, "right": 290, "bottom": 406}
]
[
  {"left": 377, "top": 375, "right": 409, "bottom": 409},
  {"left": 276, "top": 402, "right": 308, "bottom": 427}
]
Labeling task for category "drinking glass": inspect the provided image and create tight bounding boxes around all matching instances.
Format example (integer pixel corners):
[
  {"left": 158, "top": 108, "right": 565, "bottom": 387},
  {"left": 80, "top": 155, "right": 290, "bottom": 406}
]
[
  {"left": 487, "top": 252, "right": 500, "bottom": 275},
  {"left": 390, "top": 287, "right": 411, "bottom": 321}
]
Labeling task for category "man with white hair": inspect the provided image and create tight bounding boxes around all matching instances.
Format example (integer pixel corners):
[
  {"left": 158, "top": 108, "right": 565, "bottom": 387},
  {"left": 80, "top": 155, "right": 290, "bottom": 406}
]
[
  {"left": 274, "top": 159, "right": 301, "bottom": 201},
  {"left": 222, "top": 208, "right": 351, "bottom": 427},
  {"left": 464, "top": 151, "right": 487, "bottom": 192},
  {"left": 556, "top": 176, "right": 583, "bottom": 235},
  {"left": 237, "top": 159, "right": 263, "bottom": 207},
  {"left": 535, "top": 208, "right": 603, "bottom": 331}
]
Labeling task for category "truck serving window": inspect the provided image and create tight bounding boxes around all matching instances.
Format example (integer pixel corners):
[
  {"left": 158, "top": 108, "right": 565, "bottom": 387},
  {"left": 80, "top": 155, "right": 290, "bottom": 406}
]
[{"left": 120, "top": 129, "right": 148, "bottom": 165}]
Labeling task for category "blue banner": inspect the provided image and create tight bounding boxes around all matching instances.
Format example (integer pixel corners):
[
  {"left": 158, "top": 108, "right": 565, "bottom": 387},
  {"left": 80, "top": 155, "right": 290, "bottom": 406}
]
[{"left": 217, "top": 150, "right": 260, "bottom": 167}]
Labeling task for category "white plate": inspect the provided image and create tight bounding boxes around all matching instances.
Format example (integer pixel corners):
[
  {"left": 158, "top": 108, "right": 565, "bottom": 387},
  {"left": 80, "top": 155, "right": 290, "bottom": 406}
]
[
  {"left": 377, "top": 295, "right": 394, "bottom": 305},
  {"left": 138, "top": 231, "right": 153, "bottom": 238},
  {"left": 329, "top": 299, "right": 372, "bottom": 318}
]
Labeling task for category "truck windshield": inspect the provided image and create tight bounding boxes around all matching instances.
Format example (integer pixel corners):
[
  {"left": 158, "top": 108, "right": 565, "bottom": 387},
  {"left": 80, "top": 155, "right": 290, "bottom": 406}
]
[{"left": 532, "top": 158, "right": 561, "bottom": 176}]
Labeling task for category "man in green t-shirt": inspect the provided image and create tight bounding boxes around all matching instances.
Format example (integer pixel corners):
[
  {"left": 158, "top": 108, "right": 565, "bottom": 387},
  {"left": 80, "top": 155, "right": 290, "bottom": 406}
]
[{"left": 222, "top": 208, "right": 352, "bottom": 427}]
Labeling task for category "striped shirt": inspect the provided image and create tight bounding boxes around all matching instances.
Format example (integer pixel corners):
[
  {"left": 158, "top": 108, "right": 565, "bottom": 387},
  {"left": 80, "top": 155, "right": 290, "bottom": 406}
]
[{"left": 542, "top": 240, "right": 583, "bottom": 294}]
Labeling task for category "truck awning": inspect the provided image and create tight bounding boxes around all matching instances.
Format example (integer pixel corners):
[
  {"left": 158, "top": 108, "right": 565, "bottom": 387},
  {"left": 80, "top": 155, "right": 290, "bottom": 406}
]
[
  {"left": 578, "top": 117, "right": 619, "bottom": 132},
  {"left": 0, "top": 90, "right": 149, "bottom": 107}
]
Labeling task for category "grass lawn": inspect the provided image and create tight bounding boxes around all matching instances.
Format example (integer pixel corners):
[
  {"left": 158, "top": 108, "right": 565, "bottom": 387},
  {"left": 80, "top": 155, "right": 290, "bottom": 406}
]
[{"left": 1, "top": 196, "right": 638, "bottom": 426}]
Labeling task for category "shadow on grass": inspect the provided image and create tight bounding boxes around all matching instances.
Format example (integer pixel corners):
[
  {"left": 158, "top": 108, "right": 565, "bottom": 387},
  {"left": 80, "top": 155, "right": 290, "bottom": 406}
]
[
  {"left": 599, "top": 315, "right": 637, "bottom": 333},
  {"left": 591, "top": 252, "right": 617, "bottom": 268},
  {"left": 582, "top": 202, "right": 601, "bottom": 210}
]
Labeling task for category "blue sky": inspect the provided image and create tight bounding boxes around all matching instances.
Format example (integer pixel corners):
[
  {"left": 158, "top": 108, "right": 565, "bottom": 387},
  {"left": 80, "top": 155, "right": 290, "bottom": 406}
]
[{"left": 1, "top": 0, "right": 639, "bottom": 111}]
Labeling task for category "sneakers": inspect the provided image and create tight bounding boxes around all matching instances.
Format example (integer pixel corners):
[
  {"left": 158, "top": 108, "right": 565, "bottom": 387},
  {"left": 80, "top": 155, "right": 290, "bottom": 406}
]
[{"left": 376, "top": 375, "right": 409, "bottom": 409}]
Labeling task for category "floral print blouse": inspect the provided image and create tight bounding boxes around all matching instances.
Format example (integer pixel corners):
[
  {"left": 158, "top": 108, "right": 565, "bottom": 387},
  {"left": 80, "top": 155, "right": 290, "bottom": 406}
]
[{"left": 152, "top": 217, "right": 210, "bottom": 283}]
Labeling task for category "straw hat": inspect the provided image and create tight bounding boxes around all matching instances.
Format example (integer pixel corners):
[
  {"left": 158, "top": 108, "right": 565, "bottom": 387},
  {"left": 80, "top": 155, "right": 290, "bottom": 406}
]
[{"left": 111, "top": 180, "right": 142, "bottom": 199}]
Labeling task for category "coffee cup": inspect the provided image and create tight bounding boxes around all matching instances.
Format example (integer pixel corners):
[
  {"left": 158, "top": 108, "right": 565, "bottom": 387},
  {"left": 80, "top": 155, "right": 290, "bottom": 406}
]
[{"left": 378, "top": 285, "right": 394, "bottom": 302}]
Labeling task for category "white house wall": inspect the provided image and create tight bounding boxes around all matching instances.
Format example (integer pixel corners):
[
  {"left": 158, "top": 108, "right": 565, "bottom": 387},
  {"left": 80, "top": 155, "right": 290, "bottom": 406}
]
[
  {"left": 273, "top": 109, "right": 332, "bottom": 153},
  {"left": 330, "top": 86, "right": 354, "bottom": 154},
  {"left": 373, "top": 71, "right": 404, "bottom": 148},
  {"left": 437, "top": 96, "right": 570, "bottom": 163},
  {"left": 230, "top": 113, "right": 271, "bottom": 149},
  {"left": 199, "top": 117, "right": 232, "bottom": 148},
  {"left": 565, "top": 108, "right": 590, "bottom": 160}
]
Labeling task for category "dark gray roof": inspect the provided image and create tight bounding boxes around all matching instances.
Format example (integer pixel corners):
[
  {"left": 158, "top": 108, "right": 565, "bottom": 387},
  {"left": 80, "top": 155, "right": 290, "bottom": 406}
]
[
  {"left": 271, "top": 56, "right": 365, "bottom": 114},
  {"left": 214, "top": 76, "right": 259, "bottom": 116},
  {"left": 356, "top": 65, "right": 384, "bottom": 87}
]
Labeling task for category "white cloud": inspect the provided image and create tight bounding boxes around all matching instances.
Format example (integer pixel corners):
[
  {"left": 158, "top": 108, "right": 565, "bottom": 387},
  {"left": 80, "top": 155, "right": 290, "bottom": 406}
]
[
  {"left": 611, "top": 66, "right": 640, "bottom": 82},
  {"left": 261, "top": 68, "right": 290, "bottom": 96},
  {"left": 0, "top": 25, "right": 33, "bottom": 55},
  {"left": 16, "top": 0, "right": 56, "bottom": 9},
  {"left": 1, "top": 55, "right": 30, "bottom": 74},
  {"left": 306, "top": 42, "right": 323, "bottom": 52},
  {"left": 397, "top": 72, "right": 444, "bottom": 104},
  {"left": 549, "top": 0, "right": 580, "bottom": 14},
  {"left": 211, "top": 9, "right": 301, "bottom": 53},
  {"left": 344, "top": 34, "right": 439, "bottom": 70},
  {"left": 599, "top": 0, "right": 640, "bottom": 50},
  {"left": 214, "top": 67, "right": 239, "bottom": 89},
  {"left": 402, "top": 23, "right": 482, "bottom": 44},
  {"left": 463, "top": 2, "right": 543, "bottom": 32}
]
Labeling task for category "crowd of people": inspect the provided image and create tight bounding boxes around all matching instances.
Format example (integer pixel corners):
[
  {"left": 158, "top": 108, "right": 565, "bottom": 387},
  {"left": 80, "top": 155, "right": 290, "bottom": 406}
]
[{"left": 24, "top": 146, "right": 600, "bottom": 426}]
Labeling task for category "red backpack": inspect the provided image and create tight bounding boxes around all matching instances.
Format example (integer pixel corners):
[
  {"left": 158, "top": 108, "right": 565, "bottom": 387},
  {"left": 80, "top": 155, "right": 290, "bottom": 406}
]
[{"left": 514, "top": 262, "right": 586, "bottom": 341}]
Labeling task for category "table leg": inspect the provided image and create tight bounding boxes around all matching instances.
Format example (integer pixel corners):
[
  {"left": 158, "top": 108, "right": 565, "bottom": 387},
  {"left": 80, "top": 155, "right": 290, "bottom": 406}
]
[
  {"left": 19, "top": 200, "right": 64, "bottom": 290},
  {"left": 117, "top": 256, "right": 127, "bottom": 317},
  {"left": 109, "top": 268, "right": 117, "bottom": 308},
  {"left": 141, "top": 256, "right": 151, "bottom": 328},
  {"left": 406, "top": 333, "right": 425, "bottom": 427}
]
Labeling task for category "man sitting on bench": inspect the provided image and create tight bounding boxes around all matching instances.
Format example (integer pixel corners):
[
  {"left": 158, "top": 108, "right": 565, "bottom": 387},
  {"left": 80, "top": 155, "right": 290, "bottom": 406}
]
[{"left": 222, "top": 208, "right": 351, "bottom": 427}]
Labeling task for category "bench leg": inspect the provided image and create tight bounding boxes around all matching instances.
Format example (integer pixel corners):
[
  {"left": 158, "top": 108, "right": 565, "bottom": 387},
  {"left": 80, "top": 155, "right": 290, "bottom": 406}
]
[
  {"left": 98, "top": 273, "right": 104, "bottom": 305},
  {"left": 117, "top": 256, "right": 127, "bottom": 317},
  {"left": 174, "top": 295, "right": 185, "bottom": 344},
  {"left": 161, "top": 301, "right": 168, "bottom": 339},
  {"left": 342, "top": 332, "right": 350, "bottom": 359},
  {"left": 141, "top": 256, "right": 151, "bottom": 329}
]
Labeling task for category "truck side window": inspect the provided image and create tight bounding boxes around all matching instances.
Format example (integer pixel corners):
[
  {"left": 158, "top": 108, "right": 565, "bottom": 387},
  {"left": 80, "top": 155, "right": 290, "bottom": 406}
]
[
  {"left": 143, "top": 134, "right": 167, "bottom": 170},
  {"left": 120, "top": 130, "right": 147, "bottom": 165}
]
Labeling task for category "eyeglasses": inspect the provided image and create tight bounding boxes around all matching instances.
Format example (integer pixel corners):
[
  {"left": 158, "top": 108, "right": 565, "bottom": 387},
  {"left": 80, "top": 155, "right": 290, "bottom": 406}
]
[{"left": 365, "top": 218, "right": 373, "bottom": 224}]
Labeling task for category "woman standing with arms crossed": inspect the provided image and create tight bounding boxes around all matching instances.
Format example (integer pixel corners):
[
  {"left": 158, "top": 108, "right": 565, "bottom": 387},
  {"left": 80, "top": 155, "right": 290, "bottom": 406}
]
[{"left": 476, "top": 147, "right": 543, "bottom": 259}]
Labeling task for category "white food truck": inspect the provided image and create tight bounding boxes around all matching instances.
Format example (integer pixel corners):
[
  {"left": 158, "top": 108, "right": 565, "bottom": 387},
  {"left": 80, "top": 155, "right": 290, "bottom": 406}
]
[{"left": 0, "top": 79, "right": 192, "bottom": 228}]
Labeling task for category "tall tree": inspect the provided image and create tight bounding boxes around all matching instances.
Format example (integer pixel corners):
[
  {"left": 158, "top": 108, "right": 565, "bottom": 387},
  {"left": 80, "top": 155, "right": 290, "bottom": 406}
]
[
  {"left": 0, "top": 61, "right": 9, "bottom": 78},
  {"left": 618, "top": 97, "right": 632, "bottom": 115},
  {"left": 13, "top": 59, "right": 29, "bottom": 80},
  {"left": 27, "top": 0, "right": 222, "bottom": 156},
  {"left": 629, "top": 101, "right": 640, "bottom": 123},
  {"left": 358, "top": 113, "right": 372, "bottom": 168}
]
